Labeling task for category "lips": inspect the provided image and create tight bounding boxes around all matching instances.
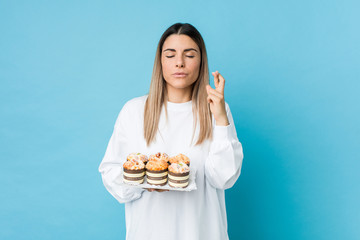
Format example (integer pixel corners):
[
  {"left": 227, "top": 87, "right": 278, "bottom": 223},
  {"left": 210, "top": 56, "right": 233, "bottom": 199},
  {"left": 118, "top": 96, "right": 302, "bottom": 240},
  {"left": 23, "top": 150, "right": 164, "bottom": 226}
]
[{"left": 172, "top": 73, "right": 188, "bottom": 77}]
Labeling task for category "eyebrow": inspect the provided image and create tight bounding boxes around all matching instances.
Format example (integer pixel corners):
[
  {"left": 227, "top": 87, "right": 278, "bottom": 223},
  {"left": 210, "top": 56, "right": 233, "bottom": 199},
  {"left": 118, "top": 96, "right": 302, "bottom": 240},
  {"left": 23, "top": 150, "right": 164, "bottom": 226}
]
[{"left": 163, "top": 48, "right": 198, "bottom": 53}]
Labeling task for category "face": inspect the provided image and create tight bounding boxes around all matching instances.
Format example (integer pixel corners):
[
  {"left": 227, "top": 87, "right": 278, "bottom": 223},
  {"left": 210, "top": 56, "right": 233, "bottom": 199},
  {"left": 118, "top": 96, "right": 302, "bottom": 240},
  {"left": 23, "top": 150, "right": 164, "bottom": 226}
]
[{"left": 161, "top": 34, "right": 201, "bottom": 91}]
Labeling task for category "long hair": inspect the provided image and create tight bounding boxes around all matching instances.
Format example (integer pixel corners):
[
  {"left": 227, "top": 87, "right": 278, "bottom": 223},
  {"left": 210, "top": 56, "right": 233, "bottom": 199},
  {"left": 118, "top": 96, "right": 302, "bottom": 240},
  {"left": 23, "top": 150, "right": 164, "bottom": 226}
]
[{"left": 144, "top": 23, "right": 213, "bottom": 147}]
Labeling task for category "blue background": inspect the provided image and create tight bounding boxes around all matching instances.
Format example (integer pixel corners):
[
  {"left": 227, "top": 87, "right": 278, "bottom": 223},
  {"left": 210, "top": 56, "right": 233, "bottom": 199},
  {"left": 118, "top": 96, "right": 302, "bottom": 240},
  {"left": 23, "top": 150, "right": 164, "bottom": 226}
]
[{"left": 1, "top": 0, "right": 359, "bottom": 239}]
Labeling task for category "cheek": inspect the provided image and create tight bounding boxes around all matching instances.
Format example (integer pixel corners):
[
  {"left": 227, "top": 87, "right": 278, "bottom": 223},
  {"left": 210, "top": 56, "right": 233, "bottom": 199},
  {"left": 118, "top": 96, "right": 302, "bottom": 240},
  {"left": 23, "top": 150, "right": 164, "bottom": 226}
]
[
  {"left": 189, "top": 60, "right": 201, "bottom": 74},
  {"left": 161, "top": 59, "right": 171, "bottom": 76}
]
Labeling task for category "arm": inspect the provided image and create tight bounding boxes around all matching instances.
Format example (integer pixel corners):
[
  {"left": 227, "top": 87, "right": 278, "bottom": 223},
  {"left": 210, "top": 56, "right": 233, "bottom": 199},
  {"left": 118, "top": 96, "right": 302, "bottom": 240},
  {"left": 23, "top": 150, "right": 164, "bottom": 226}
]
[
  {"left": 98, "top": 103, "right": 145, "bottom": 203},
  {"left": 204, "top": 103, "right": 244, "bottom": 190}
]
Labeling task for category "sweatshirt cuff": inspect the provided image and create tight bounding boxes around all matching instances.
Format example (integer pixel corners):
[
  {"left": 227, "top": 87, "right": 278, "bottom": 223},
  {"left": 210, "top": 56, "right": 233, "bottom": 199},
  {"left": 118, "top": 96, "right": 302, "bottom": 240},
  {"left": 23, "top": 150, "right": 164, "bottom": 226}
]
[{"left": 213, "top": 123, "right": 231, "bottom": 141}]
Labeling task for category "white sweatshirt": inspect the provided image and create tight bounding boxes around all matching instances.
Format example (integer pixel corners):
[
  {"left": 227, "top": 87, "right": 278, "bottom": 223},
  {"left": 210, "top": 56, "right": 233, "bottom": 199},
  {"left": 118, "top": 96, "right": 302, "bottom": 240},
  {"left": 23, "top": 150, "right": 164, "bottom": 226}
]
[{"left": 98, "top": 95, "right": 244, "bottom": 240}]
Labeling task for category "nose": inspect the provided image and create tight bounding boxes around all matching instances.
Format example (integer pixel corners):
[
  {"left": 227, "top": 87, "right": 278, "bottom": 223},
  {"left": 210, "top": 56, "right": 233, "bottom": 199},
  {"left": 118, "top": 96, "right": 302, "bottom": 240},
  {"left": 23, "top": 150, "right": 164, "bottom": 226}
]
[{"left": 176, "top": 56, "right": 184, "bottom": 68}]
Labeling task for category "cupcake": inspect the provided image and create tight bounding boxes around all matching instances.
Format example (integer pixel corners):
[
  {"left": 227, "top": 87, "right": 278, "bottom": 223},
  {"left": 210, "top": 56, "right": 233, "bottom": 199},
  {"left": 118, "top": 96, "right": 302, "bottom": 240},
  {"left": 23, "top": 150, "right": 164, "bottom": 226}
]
[
  {"left": 149, "top": 152, "right": 169, "bottom": 164},
  {"left": 169, "top": 153, "right": 190, "bottom": 166},
  {"left": 146, "top": 156, "right": 169, "bottom": 186},
  {"left": 123, "top": 155, "right": 146, "bottom": 185},
  {"left": 168, "top": 162, "right": 190, "bottom": 188},
  {"left": 127, "top": 152, "right": 148, "bottom": 164}
]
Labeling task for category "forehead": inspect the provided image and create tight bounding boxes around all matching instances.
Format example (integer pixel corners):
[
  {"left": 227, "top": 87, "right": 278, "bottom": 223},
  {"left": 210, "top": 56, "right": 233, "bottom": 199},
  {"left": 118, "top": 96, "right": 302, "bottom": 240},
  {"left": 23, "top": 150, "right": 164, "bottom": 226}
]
[{"left": 162, "top": 34, "right": 199, "bottom": 51}]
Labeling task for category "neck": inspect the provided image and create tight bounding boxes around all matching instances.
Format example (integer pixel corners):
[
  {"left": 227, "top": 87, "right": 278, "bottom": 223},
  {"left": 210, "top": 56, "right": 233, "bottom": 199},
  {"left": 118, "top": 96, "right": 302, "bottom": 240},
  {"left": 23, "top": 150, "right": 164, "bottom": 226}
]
[{"left": 166, "top": 84, "right": 192, "bottom": 103}]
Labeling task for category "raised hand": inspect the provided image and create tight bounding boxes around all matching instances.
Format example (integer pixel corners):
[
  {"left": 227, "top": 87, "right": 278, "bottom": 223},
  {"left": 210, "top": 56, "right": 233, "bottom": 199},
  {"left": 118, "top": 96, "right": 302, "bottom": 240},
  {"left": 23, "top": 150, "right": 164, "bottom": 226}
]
[{"left": 206, "top": 70, "right": 229, "bottom": 126}]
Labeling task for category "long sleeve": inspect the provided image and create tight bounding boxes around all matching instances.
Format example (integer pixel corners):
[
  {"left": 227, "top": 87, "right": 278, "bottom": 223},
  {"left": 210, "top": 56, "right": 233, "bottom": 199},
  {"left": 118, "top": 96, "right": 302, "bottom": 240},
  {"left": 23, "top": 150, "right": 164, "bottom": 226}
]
[
  {"left": 204, "top": 102, "right": 244, "bottom": 190},
  {"left": 98, "top": 102, "right": 145, "bottom": 203}
]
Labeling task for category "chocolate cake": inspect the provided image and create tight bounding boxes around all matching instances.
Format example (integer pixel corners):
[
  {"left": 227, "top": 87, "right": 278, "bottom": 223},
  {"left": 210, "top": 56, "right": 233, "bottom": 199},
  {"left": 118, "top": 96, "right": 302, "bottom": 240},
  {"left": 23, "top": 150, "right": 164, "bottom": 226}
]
[
  {"left": 123, "top": 153, "right": 146, "bottom": 185},
  {"left": 145, "top": 156, "right": 169, "bottom": 186},
  {"left": 146, "top": 169, "right": 168, "bottom": 186},
  {"left": 123, "top": 168, "right": 145, "bottom": 185},
  {"left": 168, "top": 171, "right": 189, "bottom": 188},
  {"left": 168, "top": 162, "right": 190, "bottom": 188}
]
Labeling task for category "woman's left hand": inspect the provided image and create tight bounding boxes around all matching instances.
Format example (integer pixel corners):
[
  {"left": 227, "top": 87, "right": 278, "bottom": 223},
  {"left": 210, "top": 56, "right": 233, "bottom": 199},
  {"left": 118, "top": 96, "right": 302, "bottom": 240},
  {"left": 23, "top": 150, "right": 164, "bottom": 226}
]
[{"left": 206, "top": 70, "right": 229, "bottom": 126}]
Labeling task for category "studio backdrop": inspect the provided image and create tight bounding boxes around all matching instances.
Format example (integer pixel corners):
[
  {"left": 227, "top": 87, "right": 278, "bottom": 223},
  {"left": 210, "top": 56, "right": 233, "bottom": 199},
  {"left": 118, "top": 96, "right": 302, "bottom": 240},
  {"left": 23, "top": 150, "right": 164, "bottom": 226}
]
[{"left": 1, "top": 0, "right": 359, "bottom": 239}]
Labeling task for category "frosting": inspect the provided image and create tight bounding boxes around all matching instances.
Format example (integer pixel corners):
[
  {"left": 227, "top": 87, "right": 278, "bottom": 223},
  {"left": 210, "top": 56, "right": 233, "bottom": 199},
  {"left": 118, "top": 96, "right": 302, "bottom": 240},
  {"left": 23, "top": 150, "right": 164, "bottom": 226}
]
[
  {"left": 149, "top": 152, "right": 169, "bottom": 162},
  {"left": 168, "top": 181, "right": 189, "bottom": 188},
  {"left": 127, "top": 152, "right": 148, "bottom": 163},
  {"left": 168, "top": 174, "right": 189, "bottom": 181},
  {"left": 146, "top": 171, "right": 168, "bottom": 177},
  {"left": 146, "top": 159, "right": 169, "bottom": 171},
  {"left": 123, "top": 158, "right": 145, "bottom": 170},
  {"left": 168, "top": 162, "right": 190, "bottom": 173},
  {"left": 123, "top": 171, "right": 145, "bottom": 177},
  {"left": 147, "top": 178, "right": 168, "bottom": 185},
  {"left": 175, "top": 153, "right": 189, "bottom": 163},
  {"left": 169, "top": 153, "right": 190, "bottom": 165}
]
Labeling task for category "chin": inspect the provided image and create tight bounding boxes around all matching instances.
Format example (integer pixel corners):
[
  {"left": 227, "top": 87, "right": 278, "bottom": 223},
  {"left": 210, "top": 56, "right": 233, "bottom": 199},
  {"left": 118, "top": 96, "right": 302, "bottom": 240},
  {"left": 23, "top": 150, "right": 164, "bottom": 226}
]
[
  {"left": 167, "top": 82, "right": 193, "bottom": 90},
  {"left": 164, "top": 75, "right": 197, "bottom": 88},
  {"left": 170, "top": 84, "right": 191, "bottom": 89}
]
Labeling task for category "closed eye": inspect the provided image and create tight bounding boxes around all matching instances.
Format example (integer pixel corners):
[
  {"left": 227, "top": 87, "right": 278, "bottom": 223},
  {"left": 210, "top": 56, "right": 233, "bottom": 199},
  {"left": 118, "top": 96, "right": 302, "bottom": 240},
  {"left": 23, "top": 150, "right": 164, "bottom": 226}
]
[{"left": 166, "top": 56, "right": 195, "bottom": 58}]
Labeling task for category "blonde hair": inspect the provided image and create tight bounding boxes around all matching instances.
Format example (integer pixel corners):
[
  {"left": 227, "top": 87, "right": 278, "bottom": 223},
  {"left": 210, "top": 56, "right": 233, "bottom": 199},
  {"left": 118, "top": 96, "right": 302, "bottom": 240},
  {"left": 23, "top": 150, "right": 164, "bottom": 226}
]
[{"left": 144, "top": 23, "right": 213, "bottom": 147}]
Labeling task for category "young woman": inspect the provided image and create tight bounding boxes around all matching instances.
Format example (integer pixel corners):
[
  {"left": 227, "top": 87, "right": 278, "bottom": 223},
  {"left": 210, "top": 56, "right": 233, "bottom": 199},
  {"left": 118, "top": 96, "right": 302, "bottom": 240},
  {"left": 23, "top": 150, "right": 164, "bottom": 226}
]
[{"left": 99, "top": 23, "right": 244, "bottom": 240}]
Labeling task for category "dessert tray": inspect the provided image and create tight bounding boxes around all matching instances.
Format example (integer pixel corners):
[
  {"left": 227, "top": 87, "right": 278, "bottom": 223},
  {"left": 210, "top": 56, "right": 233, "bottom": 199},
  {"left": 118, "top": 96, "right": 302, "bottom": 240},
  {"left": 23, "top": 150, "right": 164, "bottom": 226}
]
[{"left": 115, "top": 168, "right": 197, "bottom": 192}]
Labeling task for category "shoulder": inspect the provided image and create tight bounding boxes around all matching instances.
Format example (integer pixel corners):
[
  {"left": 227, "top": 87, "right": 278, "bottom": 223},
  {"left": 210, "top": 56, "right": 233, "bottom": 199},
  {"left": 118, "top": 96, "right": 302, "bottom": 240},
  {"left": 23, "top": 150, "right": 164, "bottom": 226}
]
[
  {"left": 115, "top": 94, "right": 148, "bottom": 128},
  {"left": 121, "top": 94, "right": 148, "bottom": 113}
]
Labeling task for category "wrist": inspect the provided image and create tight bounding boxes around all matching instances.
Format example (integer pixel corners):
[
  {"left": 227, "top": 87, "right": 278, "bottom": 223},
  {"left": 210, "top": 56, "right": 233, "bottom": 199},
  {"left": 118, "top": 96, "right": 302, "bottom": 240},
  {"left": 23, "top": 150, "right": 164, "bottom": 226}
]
[{"left": 215, "top": 116, "right": 229, "bottom": 126}]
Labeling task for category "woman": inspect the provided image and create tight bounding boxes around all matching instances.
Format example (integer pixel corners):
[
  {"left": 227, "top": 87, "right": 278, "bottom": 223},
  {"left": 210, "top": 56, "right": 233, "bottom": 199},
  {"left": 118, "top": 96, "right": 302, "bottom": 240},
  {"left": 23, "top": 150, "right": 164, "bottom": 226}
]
[{"left": 99, "top": 23, "right": 244, "bottom": 240}]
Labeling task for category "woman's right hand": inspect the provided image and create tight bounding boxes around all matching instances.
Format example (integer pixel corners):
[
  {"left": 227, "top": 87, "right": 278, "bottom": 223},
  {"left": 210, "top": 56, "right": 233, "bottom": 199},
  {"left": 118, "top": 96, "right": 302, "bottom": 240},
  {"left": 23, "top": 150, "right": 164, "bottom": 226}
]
[{"left": 147, "top": 188, "right": 169, "bottom": 192}]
